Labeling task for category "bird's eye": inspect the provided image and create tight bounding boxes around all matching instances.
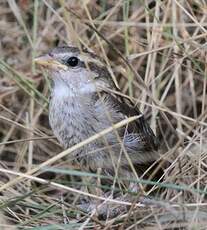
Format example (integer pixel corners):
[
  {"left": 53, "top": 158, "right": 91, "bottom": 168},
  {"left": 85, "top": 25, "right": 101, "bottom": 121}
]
[{"left": 66, "top": 56, "right": 79, "bottom": 67}]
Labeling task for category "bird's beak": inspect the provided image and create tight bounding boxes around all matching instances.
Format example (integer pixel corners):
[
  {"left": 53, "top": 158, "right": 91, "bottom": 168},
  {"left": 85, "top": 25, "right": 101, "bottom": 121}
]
[{"left": 34, "top": 55, "right": 67, "bottom": 70}]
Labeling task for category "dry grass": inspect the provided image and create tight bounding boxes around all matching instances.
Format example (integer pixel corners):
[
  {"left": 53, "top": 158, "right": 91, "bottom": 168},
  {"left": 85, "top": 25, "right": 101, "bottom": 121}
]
[{"left": 0, "top": 0, "right": 207, "bottom": 229}]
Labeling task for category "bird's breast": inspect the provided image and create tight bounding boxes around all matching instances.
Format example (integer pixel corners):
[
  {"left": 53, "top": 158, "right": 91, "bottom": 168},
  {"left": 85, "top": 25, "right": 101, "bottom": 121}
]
[{"left": 49, "top": 94, "right": 98, "bottom": 148}]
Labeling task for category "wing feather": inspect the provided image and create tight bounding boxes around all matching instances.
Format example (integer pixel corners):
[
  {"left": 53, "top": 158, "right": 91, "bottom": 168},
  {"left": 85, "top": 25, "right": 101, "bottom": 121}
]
[{"left": 106, "top": 91, "right": 159, "bottom": 153}]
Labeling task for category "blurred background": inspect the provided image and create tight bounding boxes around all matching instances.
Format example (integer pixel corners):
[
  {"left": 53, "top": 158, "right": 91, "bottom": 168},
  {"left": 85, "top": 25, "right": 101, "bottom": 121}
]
[{"left": 0, "top": 0, "right": 207, "bottom": 228}]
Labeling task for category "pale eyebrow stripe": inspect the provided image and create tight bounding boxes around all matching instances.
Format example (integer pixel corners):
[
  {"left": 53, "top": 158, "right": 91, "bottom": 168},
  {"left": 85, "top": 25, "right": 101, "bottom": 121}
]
[
  {"left": 56, "top": 51, "right": 105, "bottom": 67},
  {"left": 78, "top": 54, "right": 104, "bottom": 67},
  {"left": 57, "top": 52, "right": 77, "bottom": 58}
]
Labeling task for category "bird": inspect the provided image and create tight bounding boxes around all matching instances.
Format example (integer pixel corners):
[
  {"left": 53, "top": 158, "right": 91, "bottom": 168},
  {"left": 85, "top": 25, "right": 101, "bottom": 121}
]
[{"left": 35, "top": 46, "right": 160, "bottom": 191}]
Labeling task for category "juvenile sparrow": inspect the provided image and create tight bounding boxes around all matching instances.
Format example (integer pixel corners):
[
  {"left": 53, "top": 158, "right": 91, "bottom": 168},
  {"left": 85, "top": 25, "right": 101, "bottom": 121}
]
[{"left": 35, "top": 46, "right": 159, "bottom": 185}]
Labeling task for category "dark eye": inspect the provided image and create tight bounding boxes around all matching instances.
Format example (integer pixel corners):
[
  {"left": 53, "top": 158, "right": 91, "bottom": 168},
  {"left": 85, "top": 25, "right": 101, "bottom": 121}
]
[{"left": 66, "top": 56, "right": 79, "bottom": 67}]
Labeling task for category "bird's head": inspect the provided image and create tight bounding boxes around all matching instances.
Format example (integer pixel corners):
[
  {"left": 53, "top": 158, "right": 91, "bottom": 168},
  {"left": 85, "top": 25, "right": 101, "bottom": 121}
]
[{"left": 35, "top": 46, "right": 115, "bottom": 95}]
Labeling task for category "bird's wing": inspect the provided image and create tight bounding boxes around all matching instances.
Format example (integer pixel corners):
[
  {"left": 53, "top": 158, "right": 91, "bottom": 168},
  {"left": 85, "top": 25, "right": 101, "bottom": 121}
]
[{"left": 107, "top": 91, "right": 159, "bottom": 154}]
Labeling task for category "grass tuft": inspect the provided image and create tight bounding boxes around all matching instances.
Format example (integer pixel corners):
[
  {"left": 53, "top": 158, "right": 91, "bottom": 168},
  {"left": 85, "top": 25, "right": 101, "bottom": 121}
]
[{"left": 0, "top": 0, "right": 207, "bottom": 228}]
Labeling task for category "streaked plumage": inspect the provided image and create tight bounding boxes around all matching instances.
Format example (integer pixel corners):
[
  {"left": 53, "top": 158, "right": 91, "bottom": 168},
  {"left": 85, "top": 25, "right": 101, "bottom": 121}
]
[{"left": 35, "top": 46, "right": 160, "bottom": 178}]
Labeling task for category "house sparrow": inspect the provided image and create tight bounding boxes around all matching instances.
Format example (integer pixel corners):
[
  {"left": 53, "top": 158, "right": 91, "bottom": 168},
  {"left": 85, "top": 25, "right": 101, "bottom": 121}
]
[{"left": 35, "top": 46, "right": 160, "bottom": 186}]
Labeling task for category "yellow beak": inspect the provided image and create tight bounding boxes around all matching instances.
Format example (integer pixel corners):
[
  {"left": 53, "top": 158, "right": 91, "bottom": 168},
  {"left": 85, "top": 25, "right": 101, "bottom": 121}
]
[{"left": 34, "top": 55, "right": 67, "bottom": 70}]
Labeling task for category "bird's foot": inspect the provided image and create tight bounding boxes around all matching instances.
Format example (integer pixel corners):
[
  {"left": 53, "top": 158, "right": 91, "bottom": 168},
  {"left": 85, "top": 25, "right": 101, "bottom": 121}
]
[{"left": 78, "top": 194, "right": 129, "bottom": 219}]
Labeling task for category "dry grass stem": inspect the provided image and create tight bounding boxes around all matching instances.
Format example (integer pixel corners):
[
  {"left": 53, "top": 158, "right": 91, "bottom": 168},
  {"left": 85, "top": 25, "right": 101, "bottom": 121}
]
[{"left": 0, "top": 0, "right": 207, "bottom": 228}]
